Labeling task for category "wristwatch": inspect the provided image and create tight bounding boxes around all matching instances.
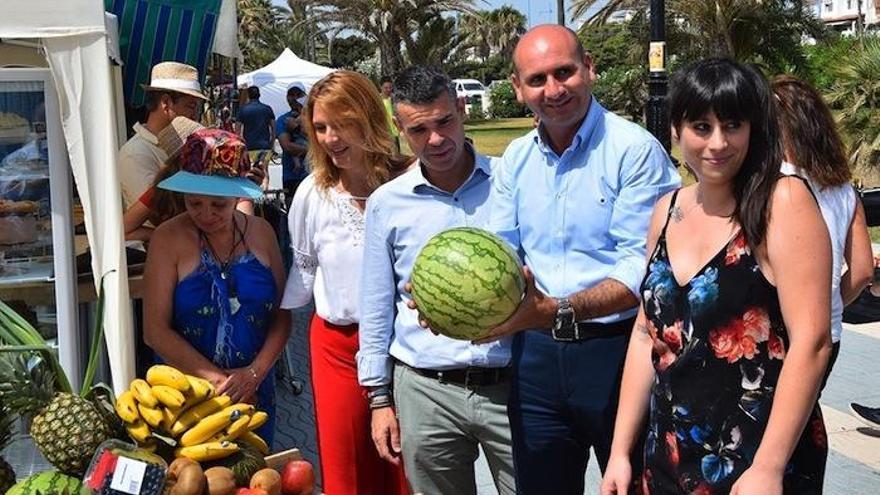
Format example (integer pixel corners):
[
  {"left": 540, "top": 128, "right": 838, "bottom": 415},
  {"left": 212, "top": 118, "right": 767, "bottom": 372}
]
[{"left": 554, "top": 297, "right": 576, "bottom": 333}]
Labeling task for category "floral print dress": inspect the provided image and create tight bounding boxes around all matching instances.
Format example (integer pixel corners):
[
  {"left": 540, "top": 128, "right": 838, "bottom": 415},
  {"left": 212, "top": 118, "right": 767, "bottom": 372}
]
[{"left": 639, "top": 190, "right": 827, "bottom": 494}]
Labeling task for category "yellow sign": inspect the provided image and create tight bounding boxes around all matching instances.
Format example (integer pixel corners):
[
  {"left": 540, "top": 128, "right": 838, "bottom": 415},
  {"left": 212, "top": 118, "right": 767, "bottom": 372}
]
[{"left": 649, "top": 42, "right": 665, "bottom": 72}]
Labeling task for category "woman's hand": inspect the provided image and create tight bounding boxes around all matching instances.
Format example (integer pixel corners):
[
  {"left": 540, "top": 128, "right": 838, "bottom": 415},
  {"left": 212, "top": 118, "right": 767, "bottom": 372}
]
[
  {"left": 600, "top": 454, "right": 633, "bottom": 495},
  {"left": 730, "top": 464, "right": 783, "bottom": 495},
  {"left": 202, "top": 369, "right": 229, "bottom": 392},
  {"left": 217, "top": 367, "right": 262, "bottom": 403}
]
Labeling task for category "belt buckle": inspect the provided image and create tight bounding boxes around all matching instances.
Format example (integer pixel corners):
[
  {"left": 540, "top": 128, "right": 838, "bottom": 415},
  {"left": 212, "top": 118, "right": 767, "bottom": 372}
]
[{"left": 552, "top": 324, "right": 578, "bottom": 342}]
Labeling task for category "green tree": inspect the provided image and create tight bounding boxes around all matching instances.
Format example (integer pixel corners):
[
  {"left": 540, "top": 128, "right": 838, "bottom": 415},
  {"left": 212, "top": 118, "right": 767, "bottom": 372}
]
[
  {"left": 330, "top": 36, "right": 376, "bottom": 71},
  {"left": 238, "top": 0, "right": 308, "bottom": 71},
  {"left": 572, "top": 0, "right": 826, "bottom": 74},
  {"left": 288, "top": 0, "right": 476, "bottom": 76},
  {"left": 826, "top": 38, "right": 880, "bottom": 173}
]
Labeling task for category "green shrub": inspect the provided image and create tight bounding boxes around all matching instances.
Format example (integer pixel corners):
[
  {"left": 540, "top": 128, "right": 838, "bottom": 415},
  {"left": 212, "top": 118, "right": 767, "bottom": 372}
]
[{"left": 488, "top": 81, "right": 528, "bottom": 118}]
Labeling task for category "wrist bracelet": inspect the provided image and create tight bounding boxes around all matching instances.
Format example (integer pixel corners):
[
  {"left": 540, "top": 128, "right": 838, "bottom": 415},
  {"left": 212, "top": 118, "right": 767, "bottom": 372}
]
[
  {"left": 248, "top": 367, "right": 258, "bottom": 379},
  {"left": 367, "top": 386, "right": 391, "bottom": 399},
  {"left": 369, "top": 395, "right": 393, "bottom": 410}
]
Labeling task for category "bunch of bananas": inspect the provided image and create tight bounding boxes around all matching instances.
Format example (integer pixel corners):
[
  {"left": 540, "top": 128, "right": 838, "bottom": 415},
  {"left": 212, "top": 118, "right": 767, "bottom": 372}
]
[{"left": 115, "top": 365, "right": 270, "bottom": 461}]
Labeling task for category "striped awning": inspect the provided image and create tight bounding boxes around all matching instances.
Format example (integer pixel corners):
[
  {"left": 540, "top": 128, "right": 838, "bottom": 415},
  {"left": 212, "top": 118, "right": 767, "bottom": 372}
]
[{"left": 105, "top": 0, "right": 221, "bottom": 107}]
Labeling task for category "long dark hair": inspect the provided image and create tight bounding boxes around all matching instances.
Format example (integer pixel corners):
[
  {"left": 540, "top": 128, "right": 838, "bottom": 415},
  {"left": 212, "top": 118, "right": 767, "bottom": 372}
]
[
  {"left": 668, "top": 58, "right": 782, "bottom": 248},
  {"left": 771, "top": 75, "right": 851, "bottom": 189}
]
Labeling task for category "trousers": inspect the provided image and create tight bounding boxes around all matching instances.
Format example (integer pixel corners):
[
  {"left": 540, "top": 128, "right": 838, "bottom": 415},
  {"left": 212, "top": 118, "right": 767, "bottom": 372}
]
[
  {"left": 508, "top": 325, "right": 635, "bottom": 494},
  {"left": 309, "top": 315, "right": 409, "bottom": 494}
]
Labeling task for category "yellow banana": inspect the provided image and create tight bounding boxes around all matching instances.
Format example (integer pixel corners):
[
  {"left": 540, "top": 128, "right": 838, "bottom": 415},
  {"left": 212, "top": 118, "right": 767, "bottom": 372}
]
[
  {"left": 125, "top": 419, "right": 152, "bottom": 443},
  {"left": 152, "top": 385, "right": 186, "bottom": 408},
  {"left": 239, "top": 431, "right": 269, "bottom": 455},
  {"left": 246, "top": 411, "right": 269, "bottom": 431},
  {"left": 224, "top": 415, "right": 251, "bottom": 441},
  {"left": 179, "top": 408, "right": 243, "bottom": 447},
  {"left": 137, "top": 403, "right": 164, "bottom": 429},
  {"left": 161, "top": 405, "right": 184, "bottom": 432},
  {"left": 175, "top": 441, "right": 239, "bottom": 461},
  {"left": 114, "top": 391, "right": 140, "bottom": 423},
  {"left": 223, "top": 403, "right": 255, "bottom": 417},
  {"left": 145, "top": 364, "right": 191, "bottom": 392},
  {"left": 170, "top": 395, "right": 233, "bottom": 437},
  {"left": 130, "top": 379, "right": 158, "bottom": 408},
  {"left": 184, "top": 374, "right": 214, "bottom": 402}
]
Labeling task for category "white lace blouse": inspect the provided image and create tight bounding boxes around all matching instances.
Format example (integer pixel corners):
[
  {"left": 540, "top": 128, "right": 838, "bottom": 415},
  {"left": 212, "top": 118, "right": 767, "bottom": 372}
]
[{"left": 281, "top": 175, "right": 366, "bottom": 325}]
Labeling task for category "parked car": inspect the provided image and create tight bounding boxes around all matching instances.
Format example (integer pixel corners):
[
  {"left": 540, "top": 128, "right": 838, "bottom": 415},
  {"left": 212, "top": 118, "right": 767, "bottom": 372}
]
[{"left": 452, "top": 78, "right": 490, "bottom": 115}]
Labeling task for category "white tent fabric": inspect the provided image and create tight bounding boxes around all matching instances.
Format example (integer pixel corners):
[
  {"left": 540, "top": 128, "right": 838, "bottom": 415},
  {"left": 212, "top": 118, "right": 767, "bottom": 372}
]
[
  {"left": 212, "top": 0, "right": 242, "bottom": 61},
  {"left": 1, "top": 0, "right": 134, "bottom": 395},
  {"left": 238, "top": 48, "right": 335, "bottom": 117}
]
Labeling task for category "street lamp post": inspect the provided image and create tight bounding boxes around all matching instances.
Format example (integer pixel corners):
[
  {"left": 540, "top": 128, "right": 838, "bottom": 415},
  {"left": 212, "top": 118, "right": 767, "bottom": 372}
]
[
  {"left": 558, "top": 0, "right": 565, "bottom": 25},
  {"left": 646, "top": 0, "right": 671, "bottom": 154}
]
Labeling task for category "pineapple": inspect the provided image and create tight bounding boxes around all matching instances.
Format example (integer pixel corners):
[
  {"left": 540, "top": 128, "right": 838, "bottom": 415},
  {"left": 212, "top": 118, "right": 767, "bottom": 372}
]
[
  {"left": 0, "top": 353, "right": 111, "bottom": 476},
  {"left": 0, "top": 278, "right": 117, "bottom": 476},
  {"left": 0, "top": 400, "right": 16, "bottom": 493}
]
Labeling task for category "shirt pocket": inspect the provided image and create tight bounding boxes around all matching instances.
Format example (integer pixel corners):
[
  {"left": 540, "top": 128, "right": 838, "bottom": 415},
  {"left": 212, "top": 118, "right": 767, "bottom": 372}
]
[{"left": 570, "top": 177, "right": 616, "bottom": 250}]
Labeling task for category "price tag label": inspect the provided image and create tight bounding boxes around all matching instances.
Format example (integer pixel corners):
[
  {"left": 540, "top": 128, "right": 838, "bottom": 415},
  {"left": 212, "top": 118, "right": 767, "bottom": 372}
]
[{"left": 110, "top": 456, "right": 146, "bottom": 495}]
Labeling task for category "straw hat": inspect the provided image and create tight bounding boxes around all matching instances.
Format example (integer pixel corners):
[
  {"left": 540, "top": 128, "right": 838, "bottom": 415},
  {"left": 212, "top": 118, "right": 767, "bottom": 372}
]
[
  {"left": 141, "top": 61, "right": 208, "bottom": 100},
  {"left": 157, "top": 117, "right": 205, "bottom": 158},
  {"left": 158, "top": 128, "right": 262, "bottom": 200}
]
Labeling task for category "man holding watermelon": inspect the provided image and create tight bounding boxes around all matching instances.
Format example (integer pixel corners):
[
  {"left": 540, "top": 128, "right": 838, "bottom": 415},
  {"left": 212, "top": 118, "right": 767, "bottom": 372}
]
[
  {"left": 357, "top": 66, "right": 517, "bottom": 495},
  {"left": 480, "top": 25, "right": 681, "bottom": 493}
]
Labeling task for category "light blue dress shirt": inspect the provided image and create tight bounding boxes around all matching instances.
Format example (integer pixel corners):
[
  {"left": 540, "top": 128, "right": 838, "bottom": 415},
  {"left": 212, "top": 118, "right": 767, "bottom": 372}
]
[
  {"left": 491, "top": 97, "right": 681, "bottom": 324},
  {"left": 357, "top": 152, "right": 512, "bottom": 387}
]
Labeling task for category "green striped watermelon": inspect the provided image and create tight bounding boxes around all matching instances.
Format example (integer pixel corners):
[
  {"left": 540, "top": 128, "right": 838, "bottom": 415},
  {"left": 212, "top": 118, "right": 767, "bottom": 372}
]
[
  {"left": 6, "top": 471, "right": 89, "bottom": 495},
  {"left": 410, "top": 227, "right": 525, "bottom": 340}
]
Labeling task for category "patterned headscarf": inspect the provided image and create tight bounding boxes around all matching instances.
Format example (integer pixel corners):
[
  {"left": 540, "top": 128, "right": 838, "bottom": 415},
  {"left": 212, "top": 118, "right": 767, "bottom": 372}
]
[{"left": 180, "top": 128, "right": 251, "bottom": 178}]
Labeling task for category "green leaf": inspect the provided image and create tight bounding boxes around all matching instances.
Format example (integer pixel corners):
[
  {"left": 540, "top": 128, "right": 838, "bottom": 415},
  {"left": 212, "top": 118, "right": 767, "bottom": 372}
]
[{"left": 81, "top": 271, "right": 113, "bottom": 396}]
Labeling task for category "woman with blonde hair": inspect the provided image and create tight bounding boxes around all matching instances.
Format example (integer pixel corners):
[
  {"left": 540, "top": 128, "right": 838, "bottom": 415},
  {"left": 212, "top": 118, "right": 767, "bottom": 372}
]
[{"left": 281, "top": 70, "right": 411, "bottom": 494}]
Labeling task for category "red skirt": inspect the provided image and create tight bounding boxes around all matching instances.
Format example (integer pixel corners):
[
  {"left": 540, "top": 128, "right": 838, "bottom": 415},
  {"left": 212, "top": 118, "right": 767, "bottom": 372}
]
[{"left": 309, "top": 314, "right": 409, "bottom": 494}]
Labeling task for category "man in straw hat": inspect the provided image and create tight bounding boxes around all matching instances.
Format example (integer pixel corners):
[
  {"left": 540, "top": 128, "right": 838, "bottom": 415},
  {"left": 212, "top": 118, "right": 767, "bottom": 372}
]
[{"left": 118, "top": 61, "right": 208, "bottom": 209}]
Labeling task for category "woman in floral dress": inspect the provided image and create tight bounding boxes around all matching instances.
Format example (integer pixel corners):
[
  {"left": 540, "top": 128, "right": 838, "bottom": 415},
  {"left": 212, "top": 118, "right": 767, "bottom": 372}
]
[{"left": 601, "top": 59, "right": 833, "bottom": 495}]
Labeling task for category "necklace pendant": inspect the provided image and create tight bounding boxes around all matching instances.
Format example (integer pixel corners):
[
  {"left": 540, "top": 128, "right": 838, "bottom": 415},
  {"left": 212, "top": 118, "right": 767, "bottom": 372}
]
[
  {"left": 220, "top": 271, "right": 227, "bottom": 280},
  {"left": 229, "top": 296, "right": 241, "bottom": 314}
]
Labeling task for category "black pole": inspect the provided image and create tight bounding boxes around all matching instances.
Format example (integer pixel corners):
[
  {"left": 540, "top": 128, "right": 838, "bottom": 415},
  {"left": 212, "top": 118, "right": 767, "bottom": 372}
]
[
  {"left": 557, "top": 0, "right": 565, "bottom": 25},
  {"left": 646, "top": 0, "right": 670, "bottom": 154}
]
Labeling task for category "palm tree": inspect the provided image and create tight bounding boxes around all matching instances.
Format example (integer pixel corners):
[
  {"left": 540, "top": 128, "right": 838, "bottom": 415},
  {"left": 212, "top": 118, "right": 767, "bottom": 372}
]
[
  {"left": 486, "top": 6, "right": 527, "bottom": 59},
  {"left": 288, "top": 0, "right": 477, "bottom": 76},
  {"left": 238, "top": 0, "right": 308, "bottom": 70},
  {"left": 459, "top": 11, "right": 493, "bottom": 62},
  {"left": 826, "top": 38, "right": 880, "bottom": 174},
  {"left": 407, "top": 16, "right": 462, "bottom": 67},
  {"left": 570, "top": 0, "right": 824, "bottom": 72}
]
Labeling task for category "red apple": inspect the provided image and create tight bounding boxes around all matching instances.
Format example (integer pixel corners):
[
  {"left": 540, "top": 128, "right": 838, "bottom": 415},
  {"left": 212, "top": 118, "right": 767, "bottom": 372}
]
[{"left": 280, "top": 460, "right": 315, "bottom": 495}]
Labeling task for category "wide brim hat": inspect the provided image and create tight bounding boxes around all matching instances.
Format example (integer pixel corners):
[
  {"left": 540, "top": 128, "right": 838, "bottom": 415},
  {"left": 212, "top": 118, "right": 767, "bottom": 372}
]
[
  {"left": 157, "top": 128, "right": 262, "bottom": 200},
  {"left": 142, "top": 61, "right": 208, "bottom": 101}
]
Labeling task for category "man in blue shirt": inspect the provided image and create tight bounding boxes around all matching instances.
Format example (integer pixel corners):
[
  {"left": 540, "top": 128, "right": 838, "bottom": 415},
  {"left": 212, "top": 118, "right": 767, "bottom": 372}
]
[
  {"left": 235, "top": 86, "right": 275, "bottom": 162},
  {"left": 275, "top": 85, "right": 308, "bottom": 198},
  {"left": 480, "top": 25, "right": 680, "bottom": 493},
  {"left": 358, "top": 66, "right": 516, "bottom": 494}
]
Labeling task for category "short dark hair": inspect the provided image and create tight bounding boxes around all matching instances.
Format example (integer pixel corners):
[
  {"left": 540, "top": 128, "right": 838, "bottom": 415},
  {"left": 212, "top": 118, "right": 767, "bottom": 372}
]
[
  {"left": 287, "top": 85, "right": 305, "bottom": 97},
  {"left": 391, "top": 66, "right": 455, "bottom": 110},
  {"left": 144, "top": 90, "right": 184, "bottom": 113},
  {"left": 669, "top": 58, "right": 781, "bottom": 248},
  {"left": 379, "top": 75, "right": 393, "bottom": 85},
  {"left": 247, "top": 86, "right": 260, "bottom": 99}
]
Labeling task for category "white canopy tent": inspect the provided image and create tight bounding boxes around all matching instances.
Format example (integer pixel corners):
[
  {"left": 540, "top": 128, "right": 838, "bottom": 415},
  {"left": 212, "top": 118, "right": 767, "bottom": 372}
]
[
  {"left": 0, "top": 0, "right": 133, "bottom": 394},
  {"left": 238, "top": 48, "right": 336, "bottom": 117}
]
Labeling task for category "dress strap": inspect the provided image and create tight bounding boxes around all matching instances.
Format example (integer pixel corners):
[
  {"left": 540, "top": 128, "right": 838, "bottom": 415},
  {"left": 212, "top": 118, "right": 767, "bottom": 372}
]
[
  {"left": 238, "top": 213, "right": 251, "bottom": 253},
  {"left": 658, "top": 188, "right": 681, "bottom": 242}
]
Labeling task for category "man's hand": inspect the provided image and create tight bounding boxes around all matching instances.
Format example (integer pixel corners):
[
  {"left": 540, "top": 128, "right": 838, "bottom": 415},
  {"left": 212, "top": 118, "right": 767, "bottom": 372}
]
[
  {"left": 473, "top": 266, "right": 555, "bottom": 344},
  {"left": 371, "top": 406, "right": 402, "bottom": 464},
  {"left": 403, "top": 282, "right": 439, "bottom": 334},
  {"left": 246, "top": 164, "right": 266, "bottom": 186}
]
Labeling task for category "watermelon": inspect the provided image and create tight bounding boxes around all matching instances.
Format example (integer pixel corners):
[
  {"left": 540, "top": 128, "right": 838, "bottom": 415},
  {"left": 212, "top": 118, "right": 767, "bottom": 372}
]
[
  {"left": 7, "top": 471, "right": 89, "bottom": 495},
  {"left": 410, "top": 227, "right": 525, "bottom": 340}
]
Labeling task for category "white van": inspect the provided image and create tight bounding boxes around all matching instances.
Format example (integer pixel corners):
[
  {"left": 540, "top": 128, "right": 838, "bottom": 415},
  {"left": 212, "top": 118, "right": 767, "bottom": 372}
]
[{"left": 452, "top": 78, "right": 490, "bottom": 115}]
